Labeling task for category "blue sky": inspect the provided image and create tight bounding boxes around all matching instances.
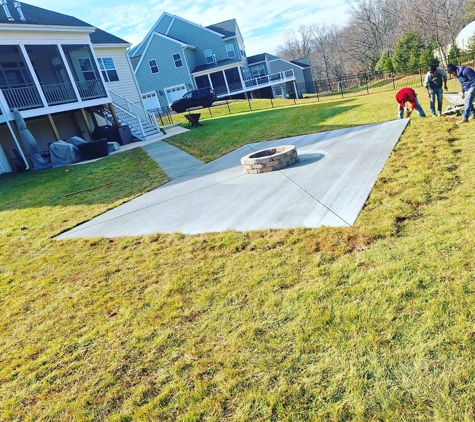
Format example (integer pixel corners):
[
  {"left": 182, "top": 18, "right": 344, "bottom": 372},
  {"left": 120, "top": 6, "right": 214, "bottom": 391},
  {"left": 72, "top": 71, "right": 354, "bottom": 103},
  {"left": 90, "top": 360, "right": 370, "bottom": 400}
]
[{"left": 22, "top": 0, "right": 353, "bottom": 56}]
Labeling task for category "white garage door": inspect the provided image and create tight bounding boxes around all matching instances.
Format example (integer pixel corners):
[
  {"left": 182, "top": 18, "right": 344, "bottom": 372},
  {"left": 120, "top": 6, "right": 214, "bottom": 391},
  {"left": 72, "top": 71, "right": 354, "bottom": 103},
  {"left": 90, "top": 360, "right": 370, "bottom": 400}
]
[
  {"left": 141, "top": 91, "right": 160, "bottom": 111},
  {"left": 165, "top": 84, "right": 187, "bottom": 105}
]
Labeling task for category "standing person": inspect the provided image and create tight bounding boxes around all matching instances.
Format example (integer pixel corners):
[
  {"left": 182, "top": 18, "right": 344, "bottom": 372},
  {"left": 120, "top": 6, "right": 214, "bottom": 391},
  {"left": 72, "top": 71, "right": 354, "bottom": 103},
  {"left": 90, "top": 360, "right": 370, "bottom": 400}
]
[
  {"left": 395, "top": 87, "right": 426, "bottom": 119},
  {"left": 423, "top": 65, "right": 448, "bottom": 116},
  {"left": 447, "top": 63, "right": 475, "bottom": 123}
]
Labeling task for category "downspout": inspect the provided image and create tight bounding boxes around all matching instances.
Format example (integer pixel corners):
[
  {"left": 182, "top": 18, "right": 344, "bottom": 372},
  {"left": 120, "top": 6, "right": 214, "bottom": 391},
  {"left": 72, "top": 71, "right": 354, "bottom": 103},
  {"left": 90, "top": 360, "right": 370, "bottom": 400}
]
[{"left": 0, "top": 95, "right": 29, "bottom": 170}]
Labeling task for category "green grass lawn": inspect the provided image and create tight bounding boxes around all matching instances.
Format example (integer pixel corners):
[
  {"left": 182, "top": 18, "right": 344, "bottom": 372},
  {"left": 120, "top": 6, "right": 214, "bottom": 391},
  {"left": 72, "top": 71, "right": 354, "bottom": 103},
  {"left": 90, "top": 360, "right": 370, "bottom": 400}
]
[{"left": 2, "top": 80, "right": 475, "bottom": 421}]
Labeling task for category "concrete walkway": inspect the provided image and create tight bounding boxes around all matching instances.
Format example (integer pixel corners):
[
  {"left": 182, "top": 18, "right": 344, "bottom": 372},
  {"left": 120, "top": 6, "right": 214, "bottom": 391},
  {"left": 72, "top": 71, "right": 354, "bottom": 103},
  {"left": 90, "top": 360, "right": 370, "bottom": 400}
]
[
  {"left": 142, "top": 141, "right": 204, "bottom": 179},
  {"left": 57, "top": 119, "right": 409, "bottom": 239}
]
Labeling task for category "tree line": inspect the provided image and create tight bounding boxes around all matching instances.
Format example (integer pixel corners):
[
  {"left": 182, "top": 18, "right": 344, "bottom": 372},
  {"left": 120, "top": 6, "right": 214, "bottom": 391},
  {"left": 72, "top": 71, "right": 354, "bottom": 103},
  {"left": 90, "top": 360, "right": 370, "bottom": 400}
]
[{"left": 276, "top": 0, "right": 475, "bottom": 78}]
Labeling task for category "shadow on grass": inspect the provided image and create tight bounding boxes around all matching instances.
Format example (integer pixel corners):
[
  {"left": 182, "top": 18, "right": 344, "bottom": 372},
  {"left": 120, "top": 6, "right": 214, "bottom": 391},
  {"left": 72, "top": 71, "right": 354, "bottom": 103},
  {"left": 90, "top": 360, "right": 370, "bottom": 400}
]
[
  {"left": 0, "top": 99, "right": 375, "bottom": 212},
  {"left": 0, "top": 148, "right": 169, "bottom": 212},
  {"left": 167, "top": 100, "right": 366, "bottom": 162}
]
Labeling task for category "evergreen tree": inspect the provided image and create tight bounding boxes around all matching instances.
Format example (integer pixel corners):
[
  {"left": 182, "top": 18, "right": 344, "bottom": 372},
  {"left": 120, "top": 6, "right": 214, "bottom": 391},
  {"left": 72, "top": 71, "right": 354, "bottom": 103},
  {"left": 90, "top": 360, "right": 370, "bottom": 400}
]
[
  {"left": 375, "top": 51, "right": 394, "bottom": 73},
  {"left": 392, "top": 32, "right": 425, "bottom": 74},
  {"left": 420, "top": 46, "right": 439, "bottom": 68},
  {"left": 448, "top": 44, "right": 461, "bottom": 64}
]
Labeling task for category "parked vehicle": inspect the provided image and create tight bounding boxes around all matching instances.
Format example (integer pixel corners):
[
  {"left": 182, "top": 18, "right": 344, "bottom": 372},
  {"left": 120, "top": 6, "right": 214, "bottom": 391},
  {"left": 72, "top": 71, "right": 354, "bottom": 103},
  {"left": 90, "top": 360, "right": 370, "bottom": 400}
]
[{"left": 170, "top": 88, "right": 217, "bottom": 113}]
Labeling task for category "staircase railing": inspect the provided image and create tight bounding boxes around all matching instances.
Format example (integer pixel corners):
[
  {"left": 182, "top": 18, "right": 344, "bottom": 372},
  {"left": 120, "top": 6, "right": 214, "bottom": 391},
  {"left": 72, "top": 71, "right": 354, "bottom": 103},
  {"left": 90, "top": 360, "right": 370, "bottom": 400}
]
[
  {"left": 109, "top": 90, "right": 160, "bottom": 133},
  {"left": 111, "top": 104, "right": 145, "bottom": 138}
]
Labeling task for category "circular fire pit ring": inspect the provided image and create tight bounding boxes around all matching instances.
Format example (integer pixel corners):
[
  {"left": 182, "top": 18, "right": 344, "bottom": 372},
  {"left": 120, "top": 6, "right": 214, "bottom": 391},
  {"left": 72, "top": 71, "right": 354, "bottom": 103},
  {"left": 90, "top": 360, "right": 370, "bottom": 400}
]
[{"left": 241, "top": 145, "right": 298, "bottom": 174}]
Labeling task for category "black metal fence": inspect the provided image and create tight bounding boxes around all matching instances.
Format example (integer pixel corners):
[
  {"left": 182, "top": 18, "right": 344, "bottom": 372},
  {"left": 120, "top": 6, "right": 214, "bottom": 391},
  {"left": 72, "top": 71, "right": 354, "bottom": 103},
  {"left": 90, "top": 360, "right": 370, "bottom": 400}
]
[{"left": 157, "top": 64, "right": 471, "bottom": 124}]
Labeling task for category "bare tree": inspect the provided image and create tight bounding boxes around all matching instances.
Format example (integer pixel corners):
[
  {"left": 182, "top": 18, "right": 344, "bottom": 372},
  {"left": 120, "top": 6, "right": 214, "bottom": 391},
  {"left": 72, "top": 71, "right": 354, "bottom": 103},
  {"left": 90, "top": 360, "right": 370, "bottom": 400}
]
[
  {"left": 401, "top": 0, "right": 467, "bottom": 64},
  {"left": 343, "top": 0, "right": 401, "bottom": 69},
  {"left": 276, "top": 25, "right": 313, "bottom": 61}
]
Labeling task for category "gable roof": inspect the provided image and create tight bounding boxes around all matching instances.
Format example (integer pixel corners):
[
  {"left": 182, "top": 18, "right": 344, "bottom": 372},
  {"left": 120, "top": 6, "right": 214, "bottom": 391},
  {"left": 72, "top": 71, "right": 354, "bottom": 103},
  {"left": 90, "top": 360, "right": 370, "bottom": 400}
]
[
  {"left": 0, "top": 1, "right": 92, "bottom": 27},
  {"left": 89, "top": 27, "right": 129, "bottom": 45},
  {"left": 247, "top": 53, "right": 279, "bottom": 64},
  {"left": 206, "top": 19, "right": 237, "bottom": 38},
  {"left": 129, "top": 12, "right": 226, "bottom": 58},
  {"left": 0, "top": 2, "right": 129, "bottom": 45}
]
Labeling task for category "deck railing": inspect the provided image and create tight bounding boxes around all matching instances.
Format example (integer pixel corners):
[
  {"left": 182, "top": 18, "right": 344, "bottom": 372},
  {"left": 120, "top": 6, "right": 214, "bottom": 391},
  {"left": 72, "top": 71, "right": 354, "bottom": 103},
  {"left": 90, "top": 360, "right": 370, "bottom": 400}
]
[
  {"left": 244, "top": 69, "right": 295, "bottom": 88},
  {"left": 1, "top": 85, "right": 43, "bottom": 110},
  {"left": 76, "top": 80, "right": 107, "bottom": 100},
  {"left": 41, "top": 82, "right": 77, "bottom": 105}
]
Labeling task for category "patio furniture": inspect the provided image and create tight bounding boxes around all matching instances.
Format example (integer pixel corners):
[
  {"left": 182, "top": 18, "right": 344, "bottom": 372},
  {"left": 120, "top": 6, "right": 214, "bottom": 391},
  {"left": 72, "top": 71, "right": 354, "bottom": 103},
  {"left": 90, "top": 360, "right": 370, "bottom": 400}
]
[
  {"left": 185, "top": 113, "right": 202, "bottom": 128},
  {"left": 77, "top": 138, "right": 109, "bottom": 161}
]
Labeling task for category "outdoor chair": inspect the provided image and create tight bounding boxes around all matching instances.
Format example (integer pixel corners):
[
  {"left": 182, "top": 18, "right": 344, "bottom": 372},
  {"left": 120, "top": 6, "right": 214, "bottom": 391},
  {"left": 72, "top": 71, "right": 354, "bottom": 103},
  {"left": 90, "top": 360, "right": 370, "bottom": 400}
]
[{"left": 185, "top": 113, "right": 202, "bottom": 128}]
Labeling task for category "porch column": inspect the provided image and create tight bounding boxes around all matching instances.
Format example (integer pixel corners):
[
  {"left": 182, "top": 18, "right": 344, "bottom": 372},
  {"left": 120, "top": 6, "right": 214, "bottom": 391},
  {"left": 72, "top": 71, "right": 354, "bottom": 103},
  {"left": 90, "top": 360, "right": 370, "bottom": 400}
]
[
  {"left": 19, "top": 45, "right": 47, "bottom": 107},
  {"left": 222, "top": 70, "right": 230, "bottom": 94},
  {"left": 81, "top": 109, "right": 93, "bottom": 138},
  {"left": 106, "top": 103, "right": 120, "bottom": 127},
  {"left": 47, "top": 114, "right": 61, "bottom": 141},
  {"left": 238, "top": 67, "right": 245, "bottom": 92},
  {"left": 58, "top": 45, "right": 82, "bottom": 101},
  {"left": 207, "top": 74, "right": 213, "bottom": 89}
]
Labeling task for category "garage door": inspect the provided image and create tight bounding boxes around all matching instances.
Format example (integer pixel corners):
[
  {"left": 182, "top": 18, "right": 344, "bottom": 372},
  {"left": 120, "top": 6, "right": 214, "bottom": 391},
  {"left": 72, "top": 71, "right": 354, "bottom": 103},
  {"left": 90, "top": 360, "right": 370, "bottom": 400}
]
[
  {"left": 165, "top": 84, "right": 187, "bottom": 105},
  {"left": 141, "top": 91, "right": 160, "bottom": 111}
]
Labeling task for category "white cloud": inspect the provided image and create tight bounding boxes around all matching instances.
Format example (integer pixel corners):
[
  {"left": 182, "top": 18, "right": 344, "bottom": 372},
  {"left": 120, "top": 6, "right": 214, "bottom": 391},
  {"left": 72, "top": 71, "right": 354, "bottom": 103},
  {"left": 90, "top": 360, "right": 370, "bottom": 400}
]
[{"left": 22, "top": 0, "right": 354, "bottom": 56}]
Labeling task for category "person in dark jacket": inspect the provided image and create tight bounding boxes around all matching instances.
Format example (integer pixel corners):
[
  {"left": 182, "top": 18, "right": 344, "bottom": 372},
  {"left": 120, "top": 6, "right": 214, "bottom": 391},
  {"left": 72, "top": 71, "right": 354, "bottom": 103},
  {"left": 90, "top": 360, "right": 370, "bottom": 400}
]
[
  {"left": 423, "top": 65, "right": 448, "bottom": 116},
  {"left": 447, "top": 63, "right": 475, "bottom": 123},
  {"left": 395, "top": 87, "right": 426, "bottom": 119}
]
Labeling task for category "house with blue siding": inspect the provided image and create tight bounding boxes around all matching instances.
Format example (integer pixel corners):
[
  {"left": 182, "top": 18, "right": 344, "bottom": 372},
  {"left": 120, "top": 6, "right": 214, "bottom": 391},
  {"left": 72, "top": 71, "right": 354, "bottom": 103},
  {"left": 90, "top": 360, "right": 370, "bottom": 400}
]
[{"left": 129, "top": 13, "right": 312, "bottom": 111}]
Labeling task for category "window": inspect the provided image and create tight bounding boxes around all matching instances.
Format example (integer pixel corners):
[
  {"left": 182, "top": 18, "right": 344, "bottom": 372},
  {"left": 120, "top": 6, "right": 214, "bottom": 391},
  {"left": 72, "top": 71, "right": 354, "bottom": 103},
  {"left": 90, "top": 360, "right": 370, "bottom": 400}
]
[
  {"left": 97, "top": 57, "right": 119, "bottom": 82},
  {"left": 78, "top": 58, "right": 96, "bottom": 80},
  {"left": 172, "top": 53, "right": 183, "bottom": 68},
  {"left": 251, "top": 65, "right": 266, "bottom": 78},
  {"left": 204, "top": 49, "right": 214, "bottom": 64},
  {"left": 226, "top": 44, "right": 235, "bottom": 59},
  {"left": 149, "top": 59, "right": 159, "bottom": 74}
]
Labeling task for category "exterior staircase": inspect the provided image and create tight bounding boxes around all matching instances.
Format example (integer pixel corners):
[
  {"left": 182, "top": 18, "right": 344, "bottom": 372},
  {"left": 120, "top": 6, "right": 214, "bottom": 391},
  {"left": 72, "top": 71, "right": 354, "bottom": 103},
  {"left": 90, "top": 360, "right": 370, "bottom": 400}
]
[{"left": 108, "top": 90, "right": 162, "bottom": 141}]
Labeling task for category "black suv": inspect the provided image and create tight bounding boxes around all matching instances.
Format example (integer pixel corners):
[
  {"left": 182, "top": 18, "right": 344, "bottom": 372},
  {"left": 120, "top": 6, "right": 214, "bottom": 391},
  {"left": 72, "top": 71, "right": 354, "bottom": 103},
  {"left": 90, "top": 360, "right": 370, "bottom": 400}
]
[{"left": 170, "top": 88, "right": 217, "bottom": 113}]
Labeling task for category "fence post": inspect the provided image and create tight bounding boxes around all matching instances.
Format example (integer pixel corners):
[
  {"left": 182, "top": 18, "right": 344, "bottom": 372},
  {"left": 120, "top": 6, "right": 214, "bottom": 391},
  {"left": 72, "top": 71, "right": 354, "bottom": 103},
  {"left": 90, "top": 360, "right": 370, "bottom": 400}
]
[
  {"left": 392, "top": 73, "right": 396, "bottom": 90},
  {"left": 339, "top": 80, "right": 344, "bottom": 98},
  {"left": 365, "top": 73, "right": 369, "bottom": 95},
  {"left": 419, "top": 67, "right": 423, "bottom": 86},
  {"left": 315, "top": 82, "right": 320, "bottom": 102},
  {"left": 270, "top": 97, "right": 274, "bottom": 108},
  {"left": 226, "top": 99, "right": 231, "bottom": 114}
]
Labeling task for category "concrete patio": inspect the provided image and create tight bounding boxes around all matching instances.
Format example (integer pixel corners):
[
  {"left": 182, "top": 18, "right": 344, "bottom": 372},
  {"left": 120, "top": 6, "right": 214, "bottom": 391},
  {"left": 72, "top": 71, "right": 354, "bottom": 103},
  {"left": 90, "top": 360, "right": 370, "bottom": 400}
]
[{"left": 57, "top": 119, "right": 409, "bottom": 239}]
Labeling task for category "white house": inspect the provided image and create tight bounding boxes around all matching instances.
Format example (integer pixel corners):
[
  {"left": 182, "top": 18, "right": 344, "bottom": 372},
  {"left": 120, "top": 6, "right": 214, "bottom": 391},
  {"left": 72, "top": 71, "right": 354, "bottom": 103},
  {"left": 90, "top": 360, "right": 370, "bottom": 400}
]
[{"left": 0, "top": 1, "right": 160, "bottom": 173}]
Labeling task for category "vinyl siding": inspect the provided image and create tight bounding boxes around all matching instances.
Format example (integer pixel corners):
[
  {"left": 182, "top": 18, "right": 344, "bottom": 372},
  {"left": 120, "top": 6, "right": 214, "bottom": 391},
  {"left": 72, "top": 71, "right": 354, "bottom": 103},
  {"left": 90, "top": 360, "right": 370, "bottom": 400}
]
[
  {"left": 94, "top": 47, "right": 142, "bottom": 105},
  {"left": 135, "top": 35, "right": 194, "bottom": 108},
  {"left": 167, "top": 19, "right": 227, "bottom": 67},
  {"left": 155, "top": 14, "right": 174, "bottom": 34},
  {"left": 268, "top": 59, "right": 306, "bottom": 85}
]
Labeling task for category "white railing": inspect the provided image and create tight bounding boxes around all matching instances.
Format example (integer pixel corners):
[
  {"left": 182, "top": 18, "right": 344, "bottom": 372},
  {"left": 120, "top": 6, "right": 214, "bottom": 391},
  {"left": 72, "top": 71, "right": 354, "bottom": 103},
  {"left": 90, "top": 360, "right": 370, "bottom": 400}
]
[
  {"left": 41, "top": 82, "right": 77, "bottom": 105},
  {"left": 1, "top": 85, "right": 43, "bottom": 110},
  {"left": 76, "top": 80, "right": 107, "bottom": 100},
  {"left": 244, "top": 69, "right": 295, "bottom": 88},
  {"left": 112, "top": 104, "right": 145, "bottom": 137},
  {"left": 109, "top": 90, "right": 160, "bottom": 133}
]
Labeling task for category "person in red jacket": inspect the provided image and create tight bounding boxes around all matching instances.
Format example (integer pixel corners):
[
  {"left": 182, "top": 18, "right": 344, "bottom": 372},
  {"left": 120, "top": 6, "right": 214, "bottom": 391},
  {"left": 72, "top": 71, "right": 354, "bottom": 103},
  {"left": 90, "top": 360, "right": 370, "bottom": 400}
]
[{"left": 395, "top": 87, "right": 426, "bottom": 119}]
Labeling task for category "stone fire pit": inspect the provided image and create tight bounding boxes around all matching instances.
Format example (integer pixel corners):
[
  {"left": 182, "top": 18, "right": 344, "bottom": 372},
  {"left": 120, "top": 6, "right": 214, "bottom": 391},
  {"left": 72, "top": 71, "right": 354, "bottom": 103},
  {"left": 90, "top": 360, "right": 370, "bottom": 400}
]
[{"left": 241, "top": 145, "right": 298, "bottom": 174}]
